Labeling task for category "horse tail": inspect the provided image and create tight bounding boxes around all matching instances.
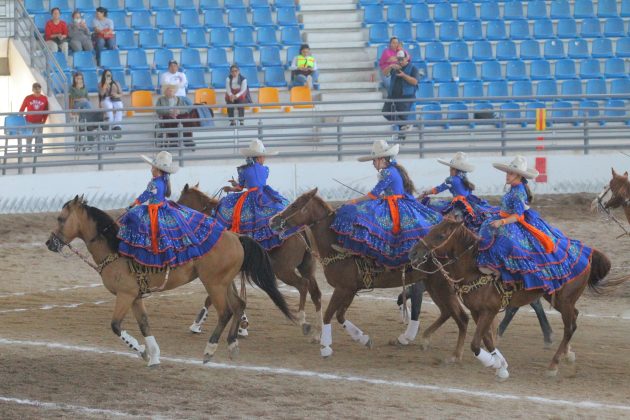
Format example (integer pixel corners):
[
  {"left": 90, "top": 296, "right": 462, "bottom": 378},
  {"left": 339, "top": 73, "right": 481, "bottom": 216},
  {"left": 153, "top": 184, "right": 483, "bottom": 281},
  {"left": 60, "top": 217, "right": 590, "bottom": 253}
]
[
  {"left": 587, "top": 249, "right": 612, "bottom": 294},
  {"left": 238, "top": 236, "right": 295, "bottom": 322}
]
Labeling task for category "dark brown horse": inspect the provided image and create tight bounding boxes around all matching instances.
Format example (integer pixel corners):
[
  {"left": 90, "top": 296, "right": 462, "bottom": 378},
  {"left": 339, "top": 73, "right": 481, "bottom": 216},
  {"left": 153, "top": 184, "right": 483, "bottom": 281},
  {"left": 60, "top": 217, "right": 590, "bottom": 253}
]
[
  {"left": 594, "top": 168, "right": 630, "bottom": 226},
  {"left": 270, "top": 189, "right": 470, "bottom": 360},
  {"left": 178, "top": 184, "right": 322, "bottom": 337},
  {"left": 46, "top": 196, "right": 294, "bottom": 365},
  {"left": 409, "top": 218, "right": 613, "bottom": 379}
]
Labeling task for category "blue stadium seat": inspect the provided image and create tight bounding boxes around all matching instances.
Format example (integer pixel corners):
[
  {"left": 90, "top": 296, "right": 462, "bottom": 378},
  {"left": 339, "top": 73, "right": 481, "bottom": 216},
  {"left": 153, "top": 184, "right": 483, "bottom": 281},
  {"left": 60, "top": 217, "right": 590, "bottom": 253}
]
[
  {"left": 506, "top": 59, "right": 528, "bottom": 80},
  {"left": 438, "top": 82, "right": 460, "bottom": 100},
  {"left": 252, "top": 7, "right": 274, "bottom": 27},
  {"left": 503, "top": 1, "right": 525, "bottom": 20},
  {"left": 115, "top": 29, "right": 137, "bottom": 50},
  {"left": 209, "top": 27, "right": 231, "bottom": 47},
  {"left": 432, "top": 62, "right": 453, "bottom": 82},
  {"left": 185, "top": 68, "right": 207, "bottom": 90},
  {"left": 446, "top": 103, "right": 469, "bottom": 124},
  {"left": 207, "top": 47, "right": 229, "bottom": 68},
  {"left": 496, "top": 40, "right": 517, "bottom": 60},
  {"left": 260, "top": 46, "right": 282, "bottom": 67},
  {"left": 204, "top": 10, "right": 227, "bottom": 28},
  {"left": 409, "top": 4, "right": 430, "bottom": 23},
  {"left": 449, "top": 41, "right": 470, "bottom": 61},
  {"left": 199, "top": 0, "right": 222, "bottom": 10},
  {"left": 73, "top": 51, "right": 97, "bottom": 72},
  {"left": 407, "top": 43, "right": 423, "bottom": 65},
  {"left": 131, "top": 11, "right": 153, "bottom": 31},
  {"left": 225, "top": 0, "right": 247, "bottom": 9},
  {"left": 417, "top": 81, "right": 435, "bottom": 98},
  {"left": 274, "top": 0, "right": 297, "bottom": 8},
  {"left": 622, "top": 0, "right": 630, "bottom": 17},
  {"left": 75, "top": 0, "right": 96, "bottom": 12},
  {"left": 150, "top": 0, "right": 170, "bottom": 11},
  {"left": 108, "top": 11, "right": 129, "bottom": 30},
  {"left": 463, "top": 20, "right": 483, "bottom": 41},
  {"left": 568, "top": 39, "right": 590, "bottom": 58},
  {"left": 472, "top": 40, "right": 493, "bottom": 61},
  {"left": 513, "top": 80, "right": 533, "bottom": 98},
  {"left": 280, "top": 26, "right": 302, "bottom": 46},
  {"left": 463, "top": 81, "right": 484, "bottom": 98},
  {"left": 175, "top": 0, "right": 196, "bottom": 11},
  {"left": 510, "top": 20, "right": 531, "bottom": 40},
  {"left": 500, "top": 102, "right": 521, "bottom": 122},
  {"left": 32, "top": 13, "right": 48, "bottom": 33},
  {"left": 286, "top": 45, "right": 301, "bottom": 66},
  {"left": 439, "top": 21, "right": 460, "bottom": 41},
  {"left": 520, "top": 40, "right": 542, "bottom": 59},
  {"left": 113, "top": 70, "right": 129, "bottom": 92},
  {"left": 551, "top": 101, "right": 573, "bottom": 121},
  {"left": 592, "top": 38, "right": 614, "bottom": 58},
  {"left": 277, "top": 7, "right": 300, "bottom": 27},
  {"left": 557, "top": 18, "right": 578, "bottom": 39},
  {"left": 598, "top": 0, "right": 619, "bottom": 17},
  {"left": 416, "top": 21, "right": 437, "bottom": 42},
  {"left": 180, "top": 10, "right": 203, "bottom": 29},
  {"left": 581, "top": 18, "right": 602, "bottom": 38},
  {"left": 580, "top": 58, "right": 603, "bottom": 78},
  {"left": 488, "top": 80, "right": 509, "bottom": 98},
  {"left": 126, "top": 49, "right": 150, "bottom": 71},
  {"left": 100, "top": 50, "right": 124, "bottom": 71},
  {"left": 393, "top": 22, "right": 414, "bottom": 43},
  {"left": 52, "top": 52, "right": 70, "bottom": 72},
  {"left": 153, "top": 49, "right": 174, "bottom": 72},
  {"left": 481, "top": 60, "right": 502, "bottom": 81},
  {"left": 180, "top": 48, "right": 204, "bottom": 69},
  {"left": 544, "top": 39, "right": 566, "bottom": 59},
  {"left": 234, "top": 46, "right": 256, "bottom": 67},
  {"left": 480, "top": 2, "right": 500, "bottom": 21},
  {"left": 364, "top": 5, "right": 386, "bottom": 24},
  {"left": 527, "top": 0, "right": 548, "bottom": 19},
  {"left": 550, "top": 0, "right": 571, "bottom": 18},
  {"left": 612, "top": 78, "right": 630, "bottom": 95},
  {"left": 138, "top": 29, "right": 160, "bottom": 49},
  {"left": 604, "top": 57, "right": 627, "bottom": 78},
  {"left": 574, "top": 0, "right": 595, "bottom": 18},
  {"left": 250, "top": 0, "right": 270, "bottom": 8},
  {"left": 264, "top": 67, "right": 287, "bottom": 87},
  {"left": 125, "top": 0, "right": 145, "bottom": 12},
  {"left": 555, "top": 59, "right": 577, "bottom": 79},
  {"left": 562, "top": 79, "right": 583, "bottom": 96},
  {"left": 359, "top": 0, "right": 380, "bottom": 6},
  {"left": 486, "top": 20, "right": 507, "bottom": 40},
  {"left": 457, "top": 2, "right": 478, "bottom": 21},
  {"left": 187, "top": 28, "right": 208, "bottom": 48},
  {"left": 604, "top": 99, "right": 627, "bottom": 120},
  {"left": 50, "top": 0, "right": 71, "bottom": 13},
  {"left": 525, "top": 101, "right": 546, "bottom": 123},
  {"left": 99, "top": 0, "right": 123, "bottom": 13},
  {"left": 533, "top": 19, "right": 554, "bottom": 40},
  {"left": 457, "top": 61, "right": 479, "bottom": 81},
  {"left": 25, "top": 0, "right": 45, "bottom": 14},
  {"left": 604, "top": 17, "right": 625, "bottom": 37},
  {"left": 258, "top": 27, "right": 280, "bottom": 47},
  {"left": 616, "top": 37, "right": 630, "bottom": 57},
  {"left": 82, "top": 71, "right": 99, "bottom": 93},
  {"left": 387, "top": 4, "right": 407, "bottom": 23},
  {"left": 586, "top": 78, "right": 607, "bottom": 95},
  {"left": 471, "top": 103, "right": 495, "bottom": 127},
  {"left": 131, "top": 69, "right": 155, "bottom": 91},
  {"left": 425, "top": 42, "right": 447, "bottom": 62},
  {"left": 434, "top": 3, "right": 455, "bottom": 22},
  {"left": 531, "top": 60, "right": 552, "bottom": 80},
  {"left": 240, "top": 67, "right": 260, "bottom": 88},
  {"left": 163, "top": 29, "right": 186, "bottom": 49},
  {"left": 228, "top": 9, "right": 252, "bottom": 27},
  {"left": 420, "top": 103, "right": 442, "bottom": 124},
  {"left": 578, "top": 100, "right": 600, "bottom": 119}
]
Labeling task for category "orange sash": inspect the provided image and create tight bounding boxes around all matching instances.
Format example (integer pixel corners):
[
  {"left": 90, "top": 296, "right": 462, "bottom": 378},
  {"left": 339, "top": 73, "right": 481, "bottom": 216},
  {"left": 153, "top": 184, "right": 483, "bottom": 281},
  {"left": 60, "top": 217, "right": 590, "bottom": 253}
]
[
  {"left": 452, "top": 195, "right": 474, "bottom": 216},
  {"left": 232, "top": 187, "right": 258, "bottom": 233},
  {"left": 499, "top": 210, "right": 554, "bottom": 253},
  {"left": 148, "top": 202, "right": 163, "bottom": 254},
  {"left": 385, "top": 195, "right": 403, "bottom": 234}
]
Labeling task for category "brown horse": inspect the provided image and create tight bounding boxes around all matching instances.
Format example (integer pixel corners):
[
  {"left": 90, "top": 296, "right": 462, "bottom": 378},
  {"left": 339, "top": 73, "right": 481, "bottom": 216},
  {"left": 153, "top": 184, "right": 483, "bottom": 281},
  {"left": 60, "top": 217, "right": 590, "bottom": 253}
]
[
  {"left": 270, "top": 188, "right": 470, "bottom": 360},
  {"left": 177, "top": 183, "right": 322, "bottom": 337},
  {"left": 46, "top": 196, "right": 294, "bottom": 366},
  {"left": 409, "top": 218, "right": 613, "bottom": 380},
  {"left": 595, "top": 168, "right": 630, "bottom": 226}
]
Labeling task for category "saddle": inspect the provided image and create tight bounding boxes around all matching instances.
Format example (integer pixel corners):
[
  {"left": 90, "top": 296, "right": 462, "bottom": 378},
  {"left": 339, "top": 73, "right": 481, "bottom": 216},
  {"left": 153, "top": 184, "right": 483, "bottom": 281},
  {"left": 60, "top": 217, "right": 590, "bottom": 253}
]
[{"left": 127, "top": 259, "right": 170, "bottom": 297}]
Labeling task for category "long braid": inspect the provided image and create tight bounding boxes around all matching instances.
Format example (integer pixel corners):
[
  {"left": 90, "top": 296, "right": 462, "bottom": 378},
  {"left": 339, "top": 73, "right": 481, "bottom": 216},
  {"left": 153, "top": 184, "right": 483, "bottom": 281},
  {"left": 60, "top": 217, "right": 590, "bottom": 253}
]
[
  {"left": 389, "top": 159, "right": 416, "bottom": 194},
  {"left": 457, "top": 170, "right": 476, "bottom": 191},
  {"left": 164, "top": 173, "right": 172, "bottom": 198},
  {"left": 522, "top": 178, "right": 534, "bottom": 203}
]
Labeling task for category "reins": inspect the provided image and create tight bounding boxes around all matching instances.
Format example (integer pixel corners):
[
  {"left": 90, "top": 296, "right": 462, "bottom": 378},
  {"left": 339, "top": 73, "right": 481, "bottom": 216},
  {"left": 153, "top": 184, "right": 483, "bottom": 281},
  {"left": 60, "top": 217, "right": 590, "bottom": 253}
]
[
  {"left": 50, "top": 232, "right": 118, "bottom": 274},
  {"left": 596, "top": 185, "right": 630, "bottom": 238}
]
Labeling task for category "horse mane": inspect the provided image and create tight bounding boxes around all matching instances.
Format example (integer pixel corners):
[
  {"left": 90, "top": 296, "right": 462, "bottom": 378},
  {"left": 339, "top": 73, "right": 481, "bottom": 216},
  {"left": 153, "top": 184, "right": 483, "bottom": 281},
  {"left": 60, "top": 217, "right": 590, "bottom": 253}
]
[
  {"left": 611, "top": 173, "right": 630, "bottom": 200},
  {"left": 446, "top": 218, "right": 480, "bottom": 255},
  {"left": 63, "top": 198, "right": 121, "bottom": 251},
  {"left": 189, "top": 186, "right": 219, "bottom": 209},
  {"left": 310, "top": 194, "right": 334, "bottom": 213}
]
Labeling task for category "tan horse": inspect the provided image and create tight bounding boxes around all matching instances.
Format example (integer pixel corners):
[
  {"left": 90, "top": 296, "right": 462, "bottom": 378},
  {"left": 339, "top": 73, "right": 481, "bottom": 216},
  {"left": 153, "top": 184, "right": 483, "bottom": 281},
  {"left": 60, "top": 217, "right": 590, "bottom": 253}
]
[
  {"left": 46, "top": 196, "right": 294, "bottom": 366},
  {"left": 270, "top": 189, "right": 470, "bottom": 360},
  {"left": 409, "top": 218, "right": 613, "bottom": 380},
  {"left": 177, "top": 183, "right": 322, "bottom": 337},
  {"left": 595, "top": 168, "right": 630, "bottom": 225}
]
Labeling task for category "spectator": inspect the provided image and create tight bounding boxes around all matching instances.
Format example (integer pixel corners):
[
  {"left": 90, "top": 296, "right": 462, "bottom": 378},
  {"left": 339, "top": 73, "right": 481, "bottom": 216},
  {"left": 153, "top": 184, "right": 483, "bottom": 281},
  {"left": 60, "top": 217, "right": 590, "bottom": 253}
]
[
  {"left": 45, "top": 8, "right": 69, "bottom": 58},
  {"left": 379, "top": 37, "right": 406, "bottom": 91},
  {"left": 19, "top": 82, "right": 49, "bottom": 154},
  {"left": 225, "top": 64, "right": 251, "bottom": 126},
  {"left": 68, "top": 10, "right": 93, "bottom": 53},
  {"left": 98, "top": 69, "right": 123, "bottom": 137},
  {"left": 155, "top": 84, "right": 195, "bottom": 147},
  {"left": 290, "top": 43, "right": 319, "bottom": 89},
  {"left": 92, "top": 7, "right": 116, "bottom": 66},
  {"left": 69, "top": 72, "right": 92, "bottom": 111},
  {"left": 383, "top": 50, "right": 422, "bottom": 140},
  {"left": 159, "top": 59, "right": 191, "bottom": 105}
]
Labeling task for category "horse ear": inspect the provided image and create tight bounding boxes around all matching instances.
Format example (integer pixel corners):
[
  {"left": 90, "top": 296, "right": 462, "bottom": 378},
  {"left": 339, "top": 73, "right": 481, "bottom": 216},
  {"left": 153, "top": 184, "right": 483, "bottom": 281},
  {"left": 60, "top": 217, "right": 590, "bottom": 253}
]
[
  {"left": 72, "top": 194, "right": 79, "bottom": 203},
  {"left": 184, "top": 183, "right": 189, "bottom": 192},
  {"left": 625, "top": 171, "right": 629, "bottom": 178},
  {"left": 194, "top": 182, "right": 199, "bottom": 188},
  {"left": 308, "top": 187, "right": 318, "bottom": 196}
]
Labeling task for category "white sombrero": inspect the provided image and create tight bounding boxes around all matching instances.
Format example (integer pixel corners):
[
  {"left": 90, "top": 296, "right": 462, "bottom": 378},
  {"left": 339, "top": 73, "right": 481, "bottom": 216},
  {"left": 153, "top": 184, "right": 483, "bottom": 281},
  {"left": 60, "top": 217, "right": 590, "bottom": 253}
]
[
  {"left": 437, "top": 152, "right": 475, "bottom": 172},
  {"left": 141, "top": 151, "right": 178, "bottom": 174},
  {"left": 492, "top": 155, "right": 539, "bottom": 179},
  {"left": 239, "top": 139, "right": 279, "bottom": 157},
  {"left": 357, "top": 139, "right": 400, "bottom": 162}
]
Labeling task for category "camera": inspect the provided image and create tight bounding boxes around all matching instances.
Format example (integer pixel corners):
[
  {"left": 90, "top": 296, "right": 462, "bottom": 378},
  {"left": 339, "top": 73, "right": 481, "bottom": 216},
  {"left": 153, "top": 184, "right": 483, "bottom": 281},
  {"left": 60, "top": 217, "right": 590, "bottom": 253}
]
[{"left": 392, "top": 68, "right": 402, "bottom": 75}]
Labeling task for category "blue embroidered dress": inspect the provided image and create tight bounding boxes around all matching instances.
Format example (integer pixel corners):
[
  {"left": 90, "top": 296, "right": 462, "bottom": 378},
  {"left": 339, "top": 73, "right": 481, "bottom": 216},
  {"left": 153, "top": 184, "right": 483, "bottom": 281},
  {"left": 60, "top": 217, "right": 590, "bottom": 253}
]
[
  {"left": 331, "top": 164, "right": 443, "bottom": 269},
  {"left": 118, "top": 175, "right": 225, "bottom": 268},
  {"left": 477, "top": 183, "right": 593, "bottom": 293},
  {"left": 215, "top": 161, "right": 289, "bottom": 250},
  {"left": 422, "top": 173, "right": 498, "bottom": 232}
]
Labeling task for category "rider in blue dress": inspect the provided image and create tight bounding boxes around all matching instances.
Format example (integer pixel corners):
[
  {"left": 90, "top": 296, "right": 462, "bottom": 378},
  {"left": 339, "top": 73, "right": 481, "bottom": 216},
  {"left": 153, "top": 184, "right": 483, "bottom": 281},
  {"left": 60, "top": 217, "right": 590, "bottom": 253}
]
[
  {"left": 331, "top": 140, "right": 442, "bottom": 269},
  {"left": 477, "top": 156, "right": 593, "bottom": 293},
  {"left": 421, "top": 152, "right": 497, "bottom": 232},
  {"left": 215, "top": 140, "right": 289, "bottom": 250},
  {"left": 117, "top": 151, "right": 225, "bottom": 268}
]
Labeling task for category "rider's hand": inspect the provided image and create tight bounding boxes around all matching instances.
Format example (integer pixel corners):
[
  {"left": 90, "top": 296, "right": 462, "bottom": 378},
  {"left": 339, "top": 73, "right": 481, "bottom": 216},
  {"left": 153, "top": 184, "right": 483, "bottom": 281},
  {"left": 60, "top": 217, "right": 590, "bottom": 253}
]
[
  {"left": 228, "top": 178, "right": 238, "bottom": 187},
  {"left": 490, "top": 219, "right": 504, "bottom": 229},
  {"left": 223, "top": 186, "right": 233, "bottom": 192}
]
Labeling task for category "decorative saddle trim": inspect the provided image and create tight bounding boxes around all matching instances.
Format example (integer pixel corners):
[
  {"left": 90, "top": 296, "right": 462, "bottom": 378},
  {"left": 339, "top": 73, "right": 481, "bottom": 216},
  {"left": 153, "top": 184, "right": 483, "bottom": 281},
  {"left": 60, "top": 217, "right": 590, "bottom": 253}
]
[
  {"left": 96, "top": 254, "right": 119, "bottom": 274},
  {"left": 454, "top": 274, "right": 522, "bottom": 311}
]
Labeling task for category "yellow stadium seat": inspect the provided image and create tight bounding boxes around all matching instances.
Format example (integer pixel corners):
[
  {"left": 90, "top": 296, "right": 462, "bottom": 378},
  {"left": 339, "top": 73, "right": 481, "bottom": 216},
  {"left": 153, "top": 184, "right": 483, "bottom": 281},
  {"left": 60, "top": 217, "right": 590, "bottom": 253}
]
[
  {"left": 258, "top": 87, "right": 281, "bottom": 110},
  {"left": 129, "top": 90, "right": 154, "bottom": 116},
  {"left": 290, "top": 86, "right": 314, "bottom": 109},
  {"left": 194, "top": 88, "right": 216, "bottom": 105}
]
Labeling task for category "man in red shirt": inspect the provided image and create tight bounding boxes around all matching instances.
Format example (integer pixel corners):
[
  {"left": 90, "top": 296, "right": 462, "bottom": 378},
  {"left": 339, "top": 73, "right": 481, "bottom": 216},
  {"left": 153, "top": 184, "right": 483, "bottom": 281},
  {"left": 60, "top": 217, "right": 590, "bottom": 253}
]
[
  {"left": 19, "top": 83, "right": 49, "bottom": 154},
  {"left": 45, "top": 7, "right": 69, "bottom": 58}
]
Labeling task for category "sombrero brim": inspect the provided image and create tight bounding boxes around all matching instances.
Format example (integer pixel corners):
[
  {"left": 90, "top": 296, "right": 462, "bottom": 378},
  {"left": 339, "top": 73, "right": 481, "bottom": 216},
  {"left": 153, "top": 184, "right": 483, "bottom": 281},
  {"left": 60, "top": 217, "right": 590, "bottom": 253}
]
[
  {"left": 493, "top": 163, "right": 538, "bottom": 179},
  {"left": 239, "top": 149, "right": 280, "bottom": 157},
  {"left": 357, "top": 144, "right": 400, "bottom": 162},
  {"left": 437, "top": 158, "right": 475, "bottom": 172},
  {"left": 140, "top": 154, "right": 179, "bottom": 174}
]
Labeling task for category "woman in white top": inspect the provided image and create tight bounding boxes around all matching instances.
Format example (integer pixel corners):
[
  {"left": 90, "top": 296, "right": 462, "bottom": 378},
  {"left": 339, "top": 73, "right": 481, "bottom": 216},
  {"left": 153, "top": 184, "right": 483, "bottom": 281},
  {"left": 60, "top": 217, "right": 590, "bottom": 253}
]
[
  {"left": 224, "top": 65, "right": 251, "bottom": 126},
  {"left": 98, "top": 69, "right": 123, "bottom": 137}
]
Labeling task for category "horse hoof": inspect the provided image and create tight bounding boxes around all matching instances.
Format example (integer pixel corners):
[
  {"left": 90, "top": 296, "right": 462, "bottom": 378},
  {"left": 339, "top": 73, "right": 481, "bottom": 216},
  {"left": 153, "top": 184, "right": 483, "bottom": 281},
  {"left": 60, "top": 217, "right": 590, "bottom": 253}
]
[
  {"left": 228, "top": 343, "right": 240, "bottom": 360},
  {"left": 310, "top": 335, "right": 320, "bottom": 345},
  {"left": 545, "top": 368, "right": 558, "bottom": 378},
  {"left": 320, "top": 346, "right": 333, "bottom": 358},
  {"left": 389, "top": 337, "right": 408, "bottom": 347},
  {"left": 364, "top": 337, "right": 373, "bottom": 350},
  {"left": 496, "top": 367, "right": 509, "bottom": 381},
  {"left": 203, "top": 354, "right": 213, "bottom": 364},
  {"left": 543, "top": 341, "right": 553, "bottom": 350},
  {"left": 302, "top": 323, "right": 312, "bottom": 336},
  {"left": 444, "top": 356, "right": 459, "bottom": 365},
  {"left": 238, "top": 328, "right": 249, "bottom": 338},
  {"left": 421, "top": 339, "right": 431, "bottom": 351},
  {"left": 189, "top": 323, "right": 202, "bottom": 334},
  {"left": 565, "top": 351, "right": 576, "bottom": 363}
]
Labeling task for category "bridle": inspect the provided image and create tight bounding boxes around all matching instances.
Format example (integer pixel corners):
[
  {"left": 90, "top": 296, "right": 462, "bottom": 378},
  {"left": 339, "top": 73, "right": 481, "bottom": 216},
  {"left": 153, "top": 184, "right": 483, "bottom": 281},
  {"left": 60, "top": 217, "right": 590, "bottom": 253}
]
[
  {"left": 272, "top": 195, "right": 335, "bottom": 239},
  {"left": 596, "top": 185, "right": 630, "bottom": 238}
]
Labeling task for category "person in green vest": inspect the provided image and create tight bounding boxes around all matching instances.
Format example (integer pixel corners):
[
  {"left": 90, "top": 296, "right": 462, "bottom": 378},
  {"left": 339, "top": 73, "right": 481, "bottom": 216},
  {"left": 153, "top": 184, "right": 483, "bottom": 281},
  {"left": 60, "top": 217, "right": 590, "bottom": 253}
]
[{"left": 290, "top": 43, "right": 319, "bottom": 89}]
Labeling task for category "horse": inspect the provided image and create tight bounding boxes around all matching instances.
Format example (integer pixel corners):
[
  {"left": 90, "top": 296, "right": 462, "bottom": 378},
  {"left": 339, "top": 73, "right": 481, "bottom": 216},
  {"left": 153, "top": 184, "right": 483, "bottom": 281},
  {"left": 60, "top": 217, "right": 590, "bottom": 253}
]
[
  {"left": 46, "top": 195, "right": 294, "bottom": 366},
  {"left": 270, "top": 188, "right": 470, "bottom": 360},
  {"left": 177, "top": 183, "right": 322, "bottom": 338},
  {"left": 409, "top": 218, "right": 613, "bottom": 380},
  {"left": 594, "top": 168, "right": 630, "bottom": 226}
]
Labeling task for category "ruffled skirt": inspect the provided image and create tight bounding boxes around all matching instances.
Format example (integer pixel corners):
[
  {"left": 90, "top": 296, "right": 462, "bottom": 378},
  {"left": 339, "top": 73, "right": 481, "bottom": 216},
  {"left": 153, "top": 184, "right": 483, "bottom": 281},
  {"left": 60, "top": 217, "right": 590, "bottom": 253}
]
[{"left": 422, "top": 195, "right": 498, "bottom": 232}]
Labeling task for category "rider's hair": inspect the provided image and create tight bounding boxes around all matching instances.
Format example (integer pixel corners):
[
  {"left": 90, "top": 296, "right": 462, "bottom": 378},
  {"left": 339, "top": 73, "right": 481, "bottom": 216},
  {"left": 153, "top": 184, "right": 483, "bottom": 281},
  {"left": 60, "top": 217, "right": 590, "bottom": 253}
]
[
  {"left": 387, "top": 158, "right": 416, "bottom": 194},
  {"left": 522, "top": 178, "right": 533, "bottom": 203},
  {"left": 458, "top": 171, "right": 475, "bottom": 191},
  {"left": 163, "top": 173, "right": 172, "bottom": 197}
]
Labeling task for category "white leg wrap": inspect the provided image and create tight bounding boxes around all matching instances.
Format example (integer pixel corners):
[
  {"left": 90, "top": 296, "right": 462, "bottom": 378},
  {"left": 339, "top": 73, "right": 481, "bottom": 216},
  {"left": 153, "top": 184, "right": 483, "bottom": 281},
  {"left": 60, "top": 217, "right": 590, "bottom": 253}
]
[
  {"left": 120, "top": 330, "right": 142, "bottom": 353},
  {"left": 492, "top": 348, "right": 508, "bottom": 368},
  {"left": 342, "top": 320, "right": 364, "bottom": 342},
  {"left": 404, "top": 320, "right": 420, "bottom": 341},
  {"left": 144, "top": 336, "right": 160, "bottom": 366},
  {"left": 298, "top": 310, "right": 307, "bottom": 325},
  {"left": 320, "top": 323, "right": 332, "bottom": 347},
  {"left": 476, "top": 348, "right": 501, "bottom": 368},
  {"left": 399, "top": 304, "right": 410, "bottom": 324}
]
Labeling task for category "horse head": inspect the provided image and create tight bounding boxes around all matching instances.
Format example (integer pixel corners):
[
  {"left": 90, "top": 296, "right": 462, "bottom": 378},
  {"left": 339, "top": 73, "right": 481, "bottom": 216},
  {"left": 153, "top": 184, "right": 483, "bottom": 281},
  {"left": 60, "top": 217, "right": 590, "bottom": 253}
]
[
  {"left": 178, "top": 183, "right": 218, "bottom": 215},
  {"left": 600, "top": 168, "right": 630, "bottom": 210},
  {"left": 46, "top": 194, "right": 88, "bottom": 252},
  {"left": 409, "top": 217, "right": 475, "bottom": 270},
  {"left": 270, "top": 188, "right": 330, "bottom": 235}
]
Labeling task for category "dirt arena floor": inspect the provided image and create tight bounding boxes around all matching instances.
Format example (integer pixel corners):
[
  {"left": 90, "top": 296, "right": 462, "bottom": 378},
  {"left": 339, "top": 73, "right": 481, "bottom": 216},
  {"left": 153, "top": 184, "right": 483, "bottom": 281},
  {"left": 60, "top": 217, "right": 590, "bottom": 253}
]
[{"left": 1, "top": 194, "right": 630, "bottom": 419}]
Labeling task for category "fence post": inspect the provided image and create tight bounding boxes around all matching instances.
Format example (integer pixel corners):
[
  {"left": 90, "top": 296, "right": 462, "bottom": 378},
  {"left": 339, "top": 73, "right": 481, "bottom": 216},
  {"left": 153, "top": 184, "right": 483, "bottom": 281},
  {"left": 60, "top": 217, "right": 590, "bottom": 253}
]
[
  {"left": 583, "top": 114, "right": 590, "bottom": 155},
  {"left": 97, "top": 124, "right": 103, "bottom": 171},
  {"left": 417, "top": 121, "right": 424, "bottom": 158},
  {"left": 499, "top": 111, "right": 507, "bottom": 156},
  {"left": 177, "top": 122, "right": 184, "bottom": 166},
  {"left": 336, "top": 117, "right": 342, "bottom": 162},
  {"left": 257, "top": 118, "right": 263, "bottom": 140}
]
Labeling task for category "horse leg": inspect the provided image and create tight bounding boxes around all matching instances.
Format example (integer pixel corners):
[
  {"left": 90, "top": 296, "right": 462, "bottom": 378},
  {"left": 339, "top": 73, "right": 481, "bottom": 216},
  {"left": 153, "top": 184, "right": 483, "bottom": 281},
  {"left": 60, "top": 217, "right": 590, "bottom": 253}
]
[
  {"left": 189, "top": 295, "right": 213, "bottom": 334},
  {"left": 530, "top": 298, "right": 554, "bottom": 348},
  {"left": 337, "top": 291, "right": 373, "bottom": 350},
  {"left": 224, "top": 282, "right": 246, "bottom": 360},
  {"left": 297, "top": 252, "right": 323, "bottom": 340},
  {"left": 546, "top": 301, "right": 578, "bottom": 377},
  {"left": 446, "top": 301, "right": 469, "bottom": 363},
  {"left": 320, "top": 287, "right": 354, "bottom": 358},
  {"left": 471, "top": 310, "right": 509, "bottom": 380},
  {"left": 396, "top": 287, "right": 411, "bottom": 324},
  {"left": 276, "top": 266, "right": 311, "bottom": 336},
  {"left": 394, "top": 281, "right": 424, "bottom": 346},
  {"left": 131, "top": 298, "right": 160, "bottom": 366},
  {"left": 111, "top": 292, "right": 147, "bottom": 363},
  {"left": 202, "top": 285, "right": 233, "bottom": 363},
  {"left": 497, "top": 306, "right": 519, "bottom": 338}
]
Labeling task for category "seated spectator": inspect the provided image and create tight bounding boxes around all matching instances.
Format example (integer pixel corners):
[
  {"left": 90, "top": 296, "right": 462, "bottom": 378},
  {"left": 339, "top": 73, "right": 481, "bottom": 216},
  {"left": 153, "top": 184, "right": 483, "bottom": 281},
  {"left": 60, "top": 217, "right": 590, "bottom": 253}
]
[
  {"left": 159, "top": 59, "right": 191, "bottom": 105},
  {"left": 155, "top": 84, "right": 195, "bottom": 147},
  {"left": 19, "top": 82, "right": 49, "bottom": 154},
  {"left": 68, "top": 10, "right": 93, "bottom": 52},
  {"left": 379, "top": 37, "right": 406, "bottom": 91},
  {"left": 92, "top": 7, "right": 116, "bottom": 66},
  {"left": 45, "top": 8, "right": 69, "bottom": 58},
  {"left": 98, "top": 69, "right": 123, "bottom": 137},
  {"left": 69, "top": 72, "right": 92, "bottom": 111},
  {"left": 225, "top": 64, "right": 251, "bottom": 126},
  {"left": 290, "top": 43, "right": 319, "bottom": 89}
]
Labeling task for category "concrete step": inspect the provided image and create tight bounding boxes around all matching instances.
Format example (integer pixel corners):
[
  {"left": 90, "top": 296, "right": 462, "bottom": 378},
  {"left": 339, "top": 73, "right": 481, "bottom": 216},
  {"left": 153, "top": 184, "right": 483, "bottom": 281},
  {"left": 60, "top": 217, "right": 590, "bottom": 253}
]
[
  {"left": 319, "top": 90, "right": 384, "bottom": 104},
  {"left": 305, "top": 29, "right": 365, "bottom": 43},
  {"left": 303, "top": 21, "right": 363, "bottom": 30},
  {"left": 307, "top": 41, "right": 367, "bottom": 49},
  {"left": 318, "top": 81, "right": 381, "bottom": 90},
  {"left": 318, "top": 70, "right": 376, "bottom": 83},
  {"left": 300, "top": 0, "right": 356, "bottom": 5},
  {"left": 314, "top": 49, "right": 371, "bottom": 61},
  {"left": 317, "top": 60, "right": 375, "bottom": 70},
  {"left": 300, "top": 10, "right": 362, "bottom": 24},
  {"left": 300, "top": 3, "right": 358, "bottom": 11}
]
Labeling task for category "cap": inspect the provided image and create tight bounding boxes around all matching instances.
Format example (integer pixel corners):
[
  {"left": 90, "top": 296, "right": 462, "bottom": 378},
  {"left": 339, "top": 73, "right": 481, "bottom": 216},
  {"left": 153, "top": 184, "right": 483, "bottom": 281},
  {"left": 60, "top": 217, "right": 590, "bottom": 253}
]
[
  {"left": 396, "top": 50, "right": 406, "bottom": 58},
  {"left": 168, "top": 59, "right": 178, "bottom": 65}
]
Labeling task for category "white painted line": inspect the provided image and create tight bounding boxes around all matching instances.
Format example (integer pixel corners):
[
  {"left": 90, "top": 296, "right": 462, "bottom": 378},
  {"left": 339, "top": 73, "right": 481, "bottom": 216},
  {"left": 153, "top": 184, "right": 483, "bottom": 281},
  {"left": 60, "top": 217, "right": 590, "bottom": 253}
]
[
  {"left": 0, "top": 242, "right": 43, "bottom": 249},
  {"left": 1, "top": 337, "right": 629, "bottom": 413},
  {"left": 0, "top": 395, "right": 145, "bottom": 418},
  {"left": 0, "top": 284, "right": 102, "bottom": 299}
]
